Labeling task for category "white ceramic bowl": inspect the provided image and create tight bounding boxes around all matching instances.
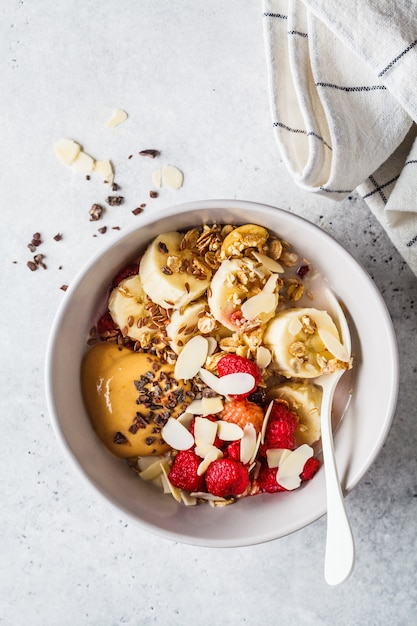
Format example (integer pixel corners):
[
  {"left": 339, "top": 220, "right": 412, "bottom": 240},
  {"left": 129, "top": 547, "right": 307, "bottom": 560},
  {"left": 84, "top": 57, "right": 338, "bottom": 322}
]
[{"left": 45, "top": 199, "right": 399, "bottom": 547}]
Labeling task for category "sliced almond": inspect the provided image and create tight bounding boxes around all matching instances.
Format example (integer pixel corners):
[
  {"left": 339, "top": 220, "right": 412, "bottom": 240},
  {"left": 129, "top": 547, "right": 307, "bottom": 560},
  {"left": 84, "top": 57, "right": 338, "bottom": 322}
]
[
  {"left": 177, "top": 411, "right": 194, "bottom": 429},
  {"left": 288, "top": 316, "right": 303, "bottom": 336},
  {"left": 318, "top": 328, "right": 349, "bottom": 362},
  {"left": 249, "top": 431, "right": 262, "bottom": 465},
  {"left": 276, "top": 444, "right": 314, "bottom": 491},
  {"left": 266, "top": 448, "right": 293, "bottom": 468},
  {"left": 161, "top": 164, "right": 184, "bottom": 190},
  {"left": 256, "top": 345, "right": 272, "bottom": 369},
  {"left": 197, "top": 446, "right": 223, "bottom": 475},
  {"left": 260, "top": 400, "right": 274, "bottom": 445},
  {"left": 252, "top": 251, "right": 284, "bottom": 273},
  {"left": 174, "top": 335, "right": 209, "bottom": 381},
  {"left": 194, "top": 416, "right": 218, "bottom": 446},
  {"left": 216, "top": 420, "right": 244, "bottom": 441},
  {"left": 216, "top": 372, "right": 255, "bottom": 396},
  {"left": 160, "top": 464, "right": 182, "bottom": 501},
  {"left": 152, "top": 168, "right": 162, "bottom": 187},
  {"left": 161, "top": 417, "right": 194, "bottom": 450},
  {"left": 199, "top": 367, "right": 223, "bottom": 394},
  {"left": 94, "top": 159, "right": 114, "bottom": 185},
  {"left": 190, "top": 491, "right": 228, "bottom": 502},
  {"left": 53, "top": 138, "right": 81, "bottom": 164},
  {"left": 202, "top": 396, "right": 224, "bottom": 414},
  {"left": 72, "top": 151, "right": 94, "bottom": 174},
  {"left": 240, "top": 423, "right": 257, "bottom": 465},
  {"left": 180, "top": 490, "right": 197, "bottom": 506},
  {"left": 139, "top": 459, "right": 165, "bottom": 481},
  {"left": 105, "top": 108, "right": 128, "bottom": 128},
  {"left": 241, "top": 292, "right": 276, "bottom": 320},
  {"left": 262, "top": 273, "right": 279, "bottom": 293},
  {"left": 206, "top": 336, "right": 218, "bottom": 356}
]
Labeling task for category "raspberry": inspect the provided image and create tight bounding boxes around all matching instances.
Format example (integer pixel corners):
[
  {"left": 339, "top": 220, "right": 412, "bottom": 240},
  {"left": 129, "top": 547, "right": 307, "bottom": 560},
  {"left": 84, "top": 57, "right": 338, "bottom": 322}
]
[
  {"left": 300, "top": 456, "right": 321, "bottom": 481},
  {"left": 205, "top": 458, "right": 249, "bottom": 497},
  {"left": 220, "top": 399, "right": 265, "bottom": 433},
  {"left": 254, "top": 465, "right": 287, "bottom": 494},
  {"left": 217, "top": 354, "right": 262, "bottom": 400},
  {"left": 226, "top": 440, "right": 241, "bottom": 461},
  {"left": 97, "top": 311, "right": 117, "bottom": 334},
  {"left": 112, "top": 262, "right": 139, "bottom": 287},
  {"left": 259, "top": 401, "right": 298, "bottom": 455},
  {"left": 168, "top": 450, "right": 206, "bottom": 492}
]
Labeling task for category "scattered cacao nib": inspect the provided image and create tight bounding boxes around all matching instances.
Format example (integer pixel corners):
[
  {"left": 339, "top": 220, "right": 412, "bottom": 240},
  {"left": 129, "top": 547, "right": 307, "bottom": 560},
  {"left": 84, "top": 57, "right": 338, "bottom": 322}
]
[
  {"left": 145, "top": 436, "right": 157, "bottom": 446},
  {"left": 27, "top": 261, "right": 37, "bottom": 271},
  {"left": 60, "top": 284, "right": 68, "bottom": 291},
  {"left": 149, "top": 190, "right": 158, "bottom": 198},
  {"left": 28, "top": 243, "right": 37, "bottom": 253},
  {"left": 113, "top": 431, "right": 129, "bottom": 445},
  {"left": 297, "top": 264, "right": 310, "bottom": 279},
  {"left": 128, "top": 154, "right": 133, "bottom": 159},
  {"left": 158, "top": 241, "right": 168, "bottom": 254},
  {"left": 106, "top": 195, "right": 124, "bottom": 206},
  {"left": 32, "top": 232, "right": 42, "bottom": 244},
  {"left": 132, "top": 207, "right": 144, "bottom": 216},
  {"left": 139, "top": 149, "right": 160, "bottom": 158},
  {"left": 89, "top": 204, "right": 104, "bottom": 221},
  {"left": 54, "top": 233, "right": 63, "bottom": 241},
  {"left": 86, "top": 175, "right": 91, "bottom": 181},
  {"left": 111, "top": 182, "right": 120, "bottom": 191},
  {"left": 128, "top": 423, "right": 140, "bottom": 434},
  {"left": 34, "top": 254, "right": 46, "bottom": 269},
  {"left": 98, "top": 226, "right": 107, "bottom": 234},
  {"left": 112, "top": 226, "right": 121, "bottom": 230}
]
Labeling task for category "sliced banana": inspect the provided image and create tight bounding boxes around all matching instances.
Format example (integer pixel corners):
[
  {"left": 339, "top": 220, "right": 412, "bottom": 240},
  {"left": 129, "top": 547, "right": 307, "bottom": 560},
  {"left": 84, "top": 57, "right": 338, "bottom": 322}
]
[
  {"left": 220, "top": 224, "right": 268, "bottom": 259},
  {"left": 166, "top": 298, "right": 206, "bottom": 354},
  {"left": 108, "top": 275, "right": 157, "bottom": 345},
  {"left": 264, "top": 307, "right": 348, "bottom": 378},
  {"left": 268, "top": 381, "right": 322, "bottom": 445},
  {"left": 208, "top": 257, "right": 278, "bottom": 332},
  {"left": 139, "top": 231, "right": 211, "bottom": 309}
]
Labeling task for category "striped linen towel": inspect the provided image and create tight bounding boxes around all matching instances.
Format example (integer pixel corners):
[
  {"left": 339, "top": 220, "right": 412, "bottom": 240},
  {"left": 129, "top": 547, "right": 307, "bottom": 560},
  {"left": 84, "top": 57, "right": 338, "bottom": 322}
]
[{"left": 263, "top": 0, "right": 417, "bottom": 276}]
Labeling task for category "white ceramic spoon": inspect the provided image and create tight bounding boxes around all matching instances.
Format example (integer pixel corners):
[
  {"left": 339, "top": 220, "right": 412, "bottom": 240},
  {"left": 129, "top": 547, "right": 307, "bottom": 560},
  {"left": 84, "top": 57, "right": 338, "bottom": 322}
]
[{"left": 316, "top": 289, "right": 355, "bottom": 586}]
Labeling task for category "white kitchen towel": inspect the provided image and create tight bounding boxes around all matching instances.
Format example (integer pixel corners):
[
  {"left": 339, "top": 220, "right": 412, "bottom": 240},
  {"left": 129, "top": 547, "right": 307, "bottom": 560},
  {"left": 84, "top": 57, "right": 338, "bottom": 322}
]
[{"left": 263, "top": 0, "right": 417, "bottom": 276}]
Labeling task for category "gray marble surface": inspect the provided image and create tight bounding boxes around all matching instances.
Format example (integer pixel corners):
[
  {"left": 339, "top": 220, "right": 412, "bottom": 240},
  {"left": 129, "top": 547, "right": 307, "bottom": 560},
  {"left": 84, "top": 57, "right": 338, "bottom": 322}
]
[{"left": 1, "top": 1, "right": 416, "bottom": 624}]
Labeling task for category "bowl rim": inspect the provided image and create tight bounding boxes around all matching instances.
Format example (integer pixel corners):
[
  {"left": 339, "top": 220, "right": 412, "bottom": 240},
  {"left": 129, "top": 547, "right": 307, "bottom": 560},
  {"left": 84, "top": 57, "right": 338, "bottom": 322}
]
[{"left": 45, "top": 198, "right": 399, "bottom": 547}]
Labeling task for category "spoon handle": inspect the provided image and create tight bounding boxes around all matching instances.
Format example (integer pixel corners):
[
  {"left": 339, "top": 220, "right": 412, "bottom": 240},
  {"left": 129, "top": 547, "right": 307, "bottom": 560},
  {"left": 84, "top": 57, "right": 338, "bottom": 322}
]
[{"left": 321, "top": 384, "right": 355, "bottom": 585}]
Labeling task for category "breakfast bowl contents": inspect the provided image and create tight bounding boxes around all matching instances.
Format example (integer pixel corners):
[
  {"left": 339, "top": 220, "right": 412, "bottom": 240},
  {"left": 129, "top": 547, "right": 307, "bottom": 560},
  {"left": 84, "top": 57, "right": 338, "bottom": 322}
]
[
  {"left": 80, "top": 223, "right": 351, "bottom": 506},
  {"left": 45, "top": 200, "right": 398, "bottom": 546}
]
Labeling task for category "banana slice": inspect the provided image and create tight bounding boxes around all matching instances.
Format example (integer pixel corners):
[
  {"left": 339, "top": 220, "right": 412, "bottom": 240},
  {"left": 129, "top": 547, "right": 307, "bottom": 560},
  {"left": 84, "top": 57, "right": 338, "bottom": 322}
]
[
  {"left": 108, "top": 275, "right": 157, "bottom": 346},
  {"left": 220, "top": 224, "right": 268, "bottom": 259},
  {"left": 139, "top": 231, "right": 212, "bottom": 309},
  {"left": 166, "top": 299, "right": 208, "bottom": 354},
  {"left": 268, "top": 381, "right": 322, "bottom": 445},
  {"left": 264, "top": 307, "right": 349, "bottom": 378},
  {"left": 208, "top": 257, "right": 278, "bottom": 332}
]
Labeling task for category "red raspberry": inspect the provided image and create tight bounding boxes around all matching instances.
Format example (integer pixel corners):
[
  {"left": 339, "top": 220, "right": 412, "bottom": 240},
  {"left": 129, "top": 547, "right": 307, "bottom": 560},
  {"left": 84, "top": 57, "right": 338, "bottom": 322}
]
[
  {"left": 217, "top": 354, "right": 262, "bottom": 400},
  {"left": 259, "top": 401, "right": 298, "bottom": 455},
  {"left": 205, "top": 458, "right": 249, "bottom": 497},
  {"left": 112, "top": 262, "right": 139, "bottom": 287},
  {"left": 168, "top": 450, "right": 206, "bottom": 492},
  {"left": 97, "top": 311, "right": 117, "bottom": 334},
  {"left": 300, "top": 457, "right": 321, "bottom": 481},
  {"left": 220, "top": 399, "right": 265, "bottom": 433},
  {"left": 254, "top": 465, "right": 287, "bottom": 494},
  {"left": 226, "top": 440, "right": 241, "bottom": 461}
]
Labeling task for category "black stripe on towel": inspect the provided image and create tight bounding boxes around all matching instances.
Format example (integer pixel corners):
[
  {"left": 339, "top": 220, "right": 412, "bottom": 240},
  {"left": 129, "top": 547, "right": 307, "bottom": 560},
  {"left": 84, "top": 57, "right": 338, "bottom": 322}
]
[
  {"left": 316, "top": 82, "right": 386, "bottom": 92},
  {"left": 273, "top": 121, "right": 332, "bottom": 150},
  {"left": 263, "top": 12, "right": 287, "bottom": 19},
  {"left": 319, "top": 186, "right": 352, "bottom": 194},
  {"left": 378, "top": 39, "right": 417, "bottom": 77}
]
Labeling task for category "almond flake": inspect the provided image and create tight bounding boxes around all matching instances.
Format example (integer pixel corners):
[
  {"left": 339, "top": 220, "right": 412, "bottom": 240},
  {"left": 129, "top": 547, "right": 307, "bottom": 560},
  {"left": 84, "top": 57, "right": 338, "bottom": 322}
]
[
  {"left": 190, "top": 492, "right": 228, "bottom": 502},
  {"left": 94, "top": 159, "right": 114, "bottom": 185},
  {"left": 180, "top": 490, "right": 197, "bottom": 506},
  {"left": 262, "top": 273, "right": 279, "bottom": 293},
  {"left": 161, "top": 164, "right": 184, "bottom": 190},
  {"left": 174, "top": 335, "right": 209, "bottom": 380},
  {"left": 53, "top": 138, "right": 81, "bottom": 164},
  {"left": 105, "top": 108, "right": 128, "bottom": 128},
  {"left": 318, "top": 328, "right": 349, "bottom": 362},
  {"left": 197, "top": 446, "right": 223, "bottom": 475},
  {"left": 202, "top": 396, "right": 224, "bottom": 414},
  {"left": 160, "top": 464, "right": 182, "bottom": 501},
  {"left": 152, "top": 168, "right": 162, "bottom": 187},
  {"left": 194, "top": 416, "right": 218, "bottom": 446},
  {"left": 240, "top": 423, "right": 257, "bottom": 465},
  {"left": 72, "top": 150, "right": 94, "bottom": 174},
  {"left": 216, "top": 372, "right": 255, "bottom": 396},
  {"left": 276, "top": 444, "right": 314, "bottom": 491},
  {"left": 206, "top": 336, "right": 218, "bottom": 356},
  {"left": 252, "top": 251, "right": 284, "bottom": 273},
  {"left": 256, "top": 345, "right": 272, "bottom": 368},
  {"left": 216, "top": 421, "right": 244, "bottom": 441},
  {"left": 288, "top": 316, "right": 303, "bottom": 336},
  {"left": 260, "top": 400, "right": 274, "bottom": 445},
  {"left": 161, "top": 417, "right": 194, "bottom": 450},
  {"left": 241, "top": 292, "right": 276, "bottom": 320},
  {"left": 139, "top": 459, "right": 165, "bottom": 481},
  {"left": 266, "top": 448, "right": 293, "bottom": 468},
  {"left": 199, "top": 367, "right": 223, "bottom": 394},
  {"left": 249, "top": 432, "right": 262, "bottom": 465},
  {"left": 138, "top": 456, "right": 164, "bottom": 472},
  {"left": 177, "top": 411, "right": 194, "bottom": 429}
]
